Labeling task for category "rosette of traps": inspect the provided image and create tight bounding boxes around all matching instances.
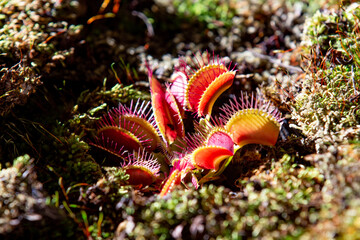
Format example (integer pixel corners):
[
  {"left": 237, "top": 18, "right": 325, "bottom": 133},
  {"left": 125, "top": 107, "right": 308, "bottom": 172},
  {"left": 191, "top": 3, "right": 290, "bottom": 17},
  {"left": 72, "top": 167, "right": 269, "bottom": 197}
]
[{"left": 91, "top": 51, "right": 284, "bottom": 197}]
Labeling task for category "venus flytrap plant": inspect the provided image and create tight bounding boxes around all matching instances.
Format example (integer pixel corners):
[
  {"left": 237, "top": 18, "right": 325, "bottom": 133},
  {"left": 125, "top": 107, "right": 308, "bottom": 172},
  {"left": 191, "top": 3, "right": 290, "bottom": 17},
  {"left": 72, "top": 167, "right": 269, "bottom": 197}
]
[{"left": 92, "top": 51, "right": 283, "bottom": 197}]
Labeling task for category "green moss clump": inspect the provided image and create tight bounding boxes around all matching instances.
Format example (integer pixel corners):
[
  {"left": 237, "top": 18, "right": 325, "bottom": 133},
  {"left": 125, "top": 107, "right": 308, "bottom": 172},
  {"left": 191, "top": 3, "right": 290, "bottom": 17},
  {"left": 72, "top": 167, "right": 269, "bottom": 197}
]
[
  {"left": 0, "top": 0, "right": 82, "bottom": 63},
  {"left": 291, "top": 3, "right": 360, "bottom": 151},
  {"left": 302, "top": 4, "right": 360, "bottom": 48}
]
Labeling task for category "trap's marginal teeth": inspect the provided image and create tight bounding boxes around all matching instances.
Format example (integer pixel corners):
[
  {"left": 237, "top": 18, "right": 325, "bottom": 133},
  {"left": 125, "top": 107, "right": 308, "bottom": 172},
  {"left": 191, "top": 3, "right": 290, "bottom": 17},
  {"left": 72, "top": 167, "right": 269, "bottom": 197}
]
[
  {"left": 180, "top": 51, "right": 237, "bottom": 118},
  {"left": 123, "top": 150, "right": 160, "bottom": 187},
  {"left": 225, "top": 109, "right": 281, "bottom": 147},
  {"left": 170, "top": 71, "right": 187, "bottom": 111},
  {"left": 98, "top": 126, "right": 143, "bottom": 153},
  {"left": 89, "top": 141, "right": 127, "bottom": 161},
  {"left": 119, "top": 115, "right": 161, "bottom": 152},
  {"left": 220, "top": 92, "right": 282, "bottom": 148},
  {"left": 95, "top": 99, "right": 161, "bottom": 155}
]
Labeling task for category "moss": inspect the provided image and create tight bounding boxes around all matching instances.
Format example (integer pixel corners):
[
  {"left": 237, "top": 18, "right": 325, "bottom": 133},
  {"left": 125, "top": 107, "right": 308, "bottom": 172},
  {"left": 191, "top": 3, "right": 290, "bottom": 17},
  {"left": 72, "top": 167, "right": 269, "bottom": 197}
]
[
  {"left": 64, "top": 167, "right": 133, "bottom": 240},
  {"left": 301, "top": 143, "right": 360, "bottom": 238},
  {"left": 40, "top": 131, "right": 103, "bottom": 194},
  {"left": 0, "top": 0, "right": 83, "bottom": 117},
  {"left": 302, "top": 4, "right": 359, "bottom": 48},
  {"left": 291, "top": 3, "right": 360, "bottom": 152},
  {"left": 160, "top": 0, "right": 237, "bottom": 29},
  {"left": 116, "top": 154, "right": 323, "bottom": 239},
  {"left": 0, "top": 64, "right": 42, "bottom": 116},
  {"left": 0, "top": 0, "right": 81, "bottom": 60}
]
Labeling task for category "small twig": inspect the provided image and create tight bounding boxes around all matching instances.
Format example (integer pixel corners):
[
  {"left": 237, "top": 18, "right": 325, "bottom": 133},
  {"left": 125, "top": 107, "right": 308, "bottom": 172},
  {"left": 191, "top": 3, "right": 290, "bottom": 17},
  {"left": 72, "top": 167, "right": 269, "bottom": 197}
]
[
  {"left": 132, "top": 10, "right": 154, "bottom": 38},
  {"left": 249, "top": 50, "right": 303, "bottom": 74},
  {"left": 235, "top": 73, "right": 254, "bottom": 80}
]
